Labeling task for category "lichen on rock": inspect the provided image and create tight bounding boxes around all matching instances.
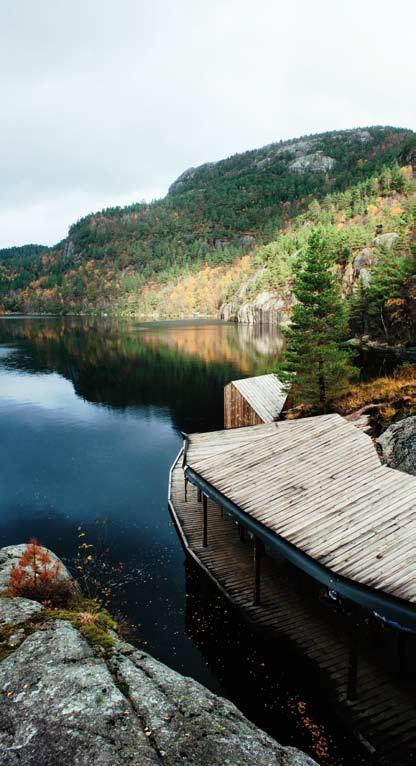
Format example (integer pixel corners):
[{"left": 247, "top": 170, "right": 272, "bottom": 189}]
[{"left": 0, "top": 546, "right": 317, "bottom": 766}]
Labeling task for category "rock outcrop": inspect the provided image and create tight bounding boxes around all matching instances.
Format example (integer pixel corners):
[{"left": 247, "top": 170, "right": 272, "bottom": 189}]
[
  {"left": 288, "top": 151, "right": 336, "bottom": 174},
  {"left": 352, "top": 246, "right": 375, "bottom": 285},
  {"left": 377, "top": 416, "right": 416, "bottom": 476},
  {"left": 0, "top": 547, "right": 316, "bottom": 766},
  {"left": 62, "top": 238, "right": 75, "bottom": 261},
  {"left": 218, "top": 267, "right": 295, "bottom": 325},
  {"left": 373, "top": 232, "right": 399, "bottom": 251},
  {"left": 219, "top": 290, "right": 293, "bottom": 325}
]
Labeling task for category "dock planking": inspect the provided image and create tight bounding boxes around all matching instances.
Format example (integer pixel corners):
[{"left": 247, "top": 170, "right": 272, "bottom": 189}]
[
  {"left": 185, "top": 414, "right": 416, "bottom": 608},
  {"left": 169, "top": 452, "right": 416, "bottom": 766}
]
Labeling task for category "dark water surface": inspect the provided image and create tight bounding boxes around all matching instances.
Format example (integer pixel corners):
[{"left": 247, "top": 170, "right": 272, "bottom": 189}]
[{"left": 0, "top": 317, "right": 371, "bottom": 765}]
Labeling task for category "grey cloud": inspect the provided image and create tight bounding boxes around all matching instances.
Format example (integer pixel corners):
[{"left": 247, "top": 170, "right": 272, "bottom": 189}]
[{"left": 0, "top": 0, "right": 415, "bottom": 246}]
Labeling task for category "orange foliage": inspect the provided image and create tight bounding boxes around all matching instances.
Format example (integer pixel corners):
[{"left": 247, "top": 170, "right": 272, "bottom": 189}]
[
  {"left": 10, "top": 538, "right": 60, "bottom": 591},
  {"left": 9, "top": 538, "right": 74, "bottom": 606}
]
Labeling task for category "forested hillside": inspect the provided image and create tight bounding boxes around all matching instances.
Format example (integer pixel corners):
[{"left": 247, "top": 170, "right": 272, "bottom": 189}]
[
  {"left": 0, "top": 126, "right": 414, "bottom": 321},
  {"left": 222, "top": 163, "right": 416, "bottom": 344},
  {"left": 0, "top": 244, "right": 49, "bottom": 262}
]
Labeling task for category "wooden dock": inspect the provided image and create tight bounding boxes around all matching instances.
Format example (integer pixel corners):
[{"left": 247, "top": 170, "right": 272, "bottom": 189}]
[{"left": 169, "top": 451, "right": 416, "bottom": 766}]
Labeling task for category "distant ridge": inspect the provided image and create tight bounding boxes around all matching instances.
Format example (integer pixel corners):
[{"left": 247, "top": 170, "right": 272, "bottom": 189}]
[{"left": 0, "top": 125, "right": 413, "bottom": 316}]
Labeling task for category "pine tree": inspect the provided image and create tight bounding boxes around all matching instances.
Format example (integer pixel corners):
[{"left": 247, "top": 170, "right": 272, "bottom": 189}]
[
  {"left": 349, "top": 279, "right": 369, "bottom": 336},
  {"left": 390, "top": 164, "right": 406, "bottom": 193},
  {"left": 279, "top": 230, "right": 357, "bottom": 411},
  {"left": 366, "top": 245, "right": 414, "bottom": 342}
]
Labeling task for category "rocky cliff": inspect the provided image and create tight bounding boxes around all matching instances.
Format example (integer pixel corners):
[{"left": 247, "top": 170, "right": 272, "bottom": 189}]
[
  {"left": 217, "top": 230, "right": 403, "bottom": 325},
  {"left": 0, "top": 545, "right": 316, "bottom": 766}
]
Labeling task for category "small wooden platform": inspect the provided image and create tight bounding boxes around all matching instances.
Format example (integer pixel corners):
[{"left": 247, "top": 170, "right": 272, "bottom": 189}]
[{"left": 169, "top": 452, "right": 416, "bottom": 766}]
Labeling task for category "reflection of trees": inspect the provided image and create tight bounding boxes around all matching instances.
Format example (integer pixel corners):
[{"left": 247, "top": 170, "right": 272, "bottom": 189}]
[
  {"left": 139, "top": 321, "right": 284, "bottom": 373},
  {"left": 0, "top": 318, "right": 282, "bottom": 433},
  {"left": 183, "top": 559, "right": 361, "bottom": 766}
]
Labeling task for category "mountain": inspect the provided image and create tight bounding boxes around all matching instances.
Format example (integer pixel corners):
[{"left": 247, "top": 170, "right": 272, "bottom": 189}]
[{"left": 0, "top": 126, "right": 414, "bottom": 316}]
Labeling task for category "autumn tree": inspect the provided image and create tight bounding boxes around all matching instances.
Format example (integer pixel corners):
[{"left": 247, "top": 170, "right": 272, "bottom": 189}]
[
  {"left": 8, "top": 538, "right": 74, "bottom": 605},
  {"left": 279, "top": 230, "right": 357, "bottom": 411}
]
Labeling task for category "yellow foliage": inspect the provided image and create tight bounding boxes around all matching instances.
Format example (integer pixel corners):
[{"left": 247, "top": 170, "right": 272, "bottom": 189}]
[{"left": 333, "top": 365, "right": 416, "bottom": 413}]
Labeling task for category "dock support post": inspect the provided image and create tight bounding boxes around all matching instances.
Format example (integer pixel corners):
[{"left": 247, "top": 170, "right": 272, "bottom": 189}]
[
  {"left": 202, "top": 494, "right": 208, "bottom": 547},
  {"left": 347, "top": 618, "right": 359, "bottom": 702},
  {"left": 253, "top": 537, "right": 264, "bottom": 605},
  {"left": 397, "top": 631, "right": 407, "bottom": 678},
  {"left": 197, "top": 488, "right": 202, "bottom": 503},
  {"left": 238, "top": 523, "right": 246, "bottom": 543},
  {"left": 184, "top": 478, "right": 188, "bottom": 502}
]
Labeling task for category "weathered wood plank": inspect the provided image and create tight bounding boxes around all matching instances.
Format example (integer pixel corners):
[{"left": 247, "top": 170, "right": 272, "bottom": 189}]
[
  {"left": 185, "top": 415, "right": 416, "bottom": 605},
  {"left": 169, "top": 457, "right": 416, "bottom": 765}
]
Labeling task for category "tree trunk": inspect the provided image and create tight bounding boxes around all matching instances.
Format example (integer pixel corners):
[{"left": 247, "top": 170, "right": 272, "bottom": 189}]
[
  {"left": 380, "top": 306, "right": 389, "bottom": 343},
  {"left": 318, "top": 360, "right": 326, "bottom": 412}
]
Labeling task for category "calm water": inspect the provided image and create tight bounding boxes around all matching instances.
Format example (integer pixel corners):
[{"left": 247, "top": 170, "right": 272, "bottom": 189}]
[{"left": 0, "top": 317, "right": 371, "bottom": 765}]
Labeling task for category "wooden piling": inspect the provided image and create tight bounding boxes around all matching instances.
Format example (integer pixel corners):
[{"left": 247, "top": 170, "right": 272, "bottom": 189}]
[
  {"left": 203, "top": 494, "right": 208, "bottom": 547},
  {"left": 253, "top": 537, "right": 264, "bottom": 605}
]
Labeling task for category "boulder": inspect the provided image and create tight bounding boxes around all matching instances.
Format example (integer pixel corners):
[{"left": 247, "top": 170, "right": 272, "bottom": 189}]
[
  {"left": 377, "top": 416, "right": 416, "bottom": 476},
  {"left": 373, "top": 232, "right": 399, "bottom": 250},
  {"left": 0, "top": 548, "right": 316, "bottom": 766}
]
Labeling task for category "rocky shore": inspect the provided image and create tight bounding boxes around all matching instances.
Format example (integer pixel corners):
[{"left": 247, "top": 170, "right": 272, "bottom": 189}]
[{"left": 0, "top": 545, "right": 316, "bottom": 766}]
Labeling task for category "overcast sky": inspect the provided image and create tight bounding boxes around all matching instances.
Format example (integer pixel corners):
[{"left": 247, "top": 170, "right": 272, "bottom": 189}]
[{"left": 0, "top": 0, "right": 415, "bottom": 248}]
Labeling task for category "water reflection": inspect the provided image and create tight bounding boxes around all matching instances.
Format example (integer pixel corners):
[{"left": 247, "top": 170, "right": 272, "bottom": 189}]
[
  {"left": 0, "top": 318, "right": 283, "bottom": 433},
  {"left": 0, "top": 317, "right": 369, "bottom": 765},
  {"left": 184, "top": 559, "right": 370, "bottom": 766},
  {"left": 0, "top": 316, "right": 283, "bottom": 682}
]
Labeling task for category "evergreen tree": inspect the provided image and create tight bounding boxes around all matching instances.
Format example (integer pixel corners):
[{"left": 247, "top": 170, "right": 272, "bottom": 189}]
[
  {"left": 390, "top": 164, "right": 406, "bottom": 193},
  {"left": 279, "top": 230, "right": 357, "bottom": 411},
  {"left": 366, "top": 245, "right": 414, "bottom": 342},
  {"left": 349, "top": 278, "right": 370, "bottom": 337}
]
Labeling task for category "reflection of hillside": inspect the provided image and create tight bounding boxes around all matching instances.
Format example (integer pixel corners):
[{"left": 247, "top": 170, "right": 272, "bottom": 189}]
[
  {"left": 0, "top": 318, "right": 281, "bottom": 433},
  {"left": 139, "top": 322, "right": 284, "bottom": 373}
]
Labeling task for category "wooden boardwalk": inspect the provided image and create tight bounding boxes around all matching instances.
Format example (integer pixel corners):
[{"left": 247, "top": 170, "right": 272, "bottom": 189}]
[
  {"left": 185, "top": 415, "right": 416, "bottom": 610},
  {"left": 169, "top": 452, "right": 416, "bottom": 766}
]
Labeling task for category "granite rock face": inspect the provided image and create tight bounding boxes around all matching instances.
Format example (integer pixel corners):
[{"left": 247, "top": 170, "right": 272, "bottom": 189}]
[
  {"left": 288, "top": 152, "right": 336, "bottom": 174},
  {"left": 62, "top": 238, "right": 75, "bottom": 261},
  {"left": 0, "top": 597, "right": 44, "bottom": 627},
  {"left": 0, "top": 548, "right": 316, "bottom": 766},
  {"left": 377, "top": 416, "right": 416, "bottom": 476},
  {"left": 352, "top": 247, "right": 376, "bottom": 281},
  {"left": 218, "top": 267, "right": 295, "bottom": 325},
  {"left": 219, "top": 290, "right": 293, "bottom": 325}
]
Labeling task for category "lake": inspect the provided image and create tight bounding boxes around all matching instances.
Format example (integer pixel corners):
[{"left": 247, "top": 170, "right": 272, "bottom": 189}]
[{"left": 0, "top": 316, "right": 370, "bottom": 765}]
